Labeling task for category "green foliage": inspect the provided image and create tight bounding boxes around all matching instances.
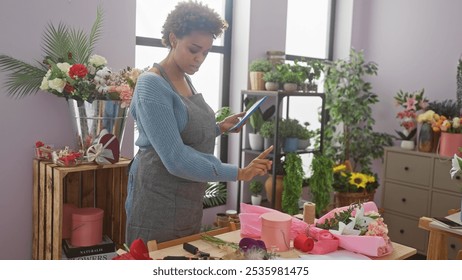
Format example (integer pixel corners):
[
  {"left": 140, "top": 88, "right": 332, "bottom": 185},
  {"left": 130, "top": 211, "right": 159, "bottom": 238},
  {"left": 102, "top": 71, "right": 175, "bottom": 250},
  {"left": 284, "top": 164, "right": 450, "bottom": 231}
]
[
  {"left": 0, "top": 7, "right": 103, "bottom": 99},
  {"left": 279, "top": 118, "right": 301, "bottom": 138},
  {"left": 276, "top": 63, "right": 303, "bottom": 85},
  {"left": 395, "top": 128, "right": 417, "bottom": 141},
  {"left": 323, "top": 48, "right": 393, "bottom": 173},
  {"left": 246, "top": 98, "right": 265, "bottom": 133},
  {"left": 215, "top": 106, "right": 232, "bottom": 122},
  {"left": 260, "top": 120, "right": 275, "bottom": 138},
  {"left": 203, "top": 182, "right": 227, "bottom": 208},
  {"left": 249, "top": 59, "right": 273, "bottom": 72},
  {"left": 282, "top": 153, "right": 304, "bottom": 215},
  {"left": 316, "top": 204, "right": 356, "bottom": 230},
  {"left": 249, "top": 181, "right": 263, "bottom": 195},
  {"left": 262, "top": 70, "right": 282, "bottom": 83},
  {"left": 427, "top": 99, "right": 459, "bottom": 118},
  {"left": 309, "top": 153, "right": 334, "bottom": 216},
  {"left": 297, "top": 122, "right": 314, "bottom": 140}
]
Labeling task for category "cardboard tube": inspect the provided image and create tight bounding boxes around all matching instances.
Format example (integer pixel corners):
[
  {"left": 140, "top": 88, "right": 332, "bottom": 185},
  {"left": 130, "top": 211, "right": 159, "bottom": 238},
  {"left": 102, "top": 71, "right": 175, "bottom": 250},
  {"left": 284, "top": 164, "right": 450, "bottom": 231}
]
[{"left": 303, "top": 202, "right": 316, "bottom": 224}]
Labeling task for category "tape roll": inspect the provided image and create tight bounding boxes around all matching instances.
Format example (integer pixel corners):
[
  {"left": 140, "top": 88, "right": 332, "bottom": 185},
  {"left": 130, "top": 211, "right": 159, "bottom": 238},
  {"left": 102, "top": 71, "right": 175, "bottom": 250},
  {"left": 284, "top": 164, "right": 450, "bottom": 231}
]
[{"left": 293, "top": 233, "right": 314, "bottom": 252}]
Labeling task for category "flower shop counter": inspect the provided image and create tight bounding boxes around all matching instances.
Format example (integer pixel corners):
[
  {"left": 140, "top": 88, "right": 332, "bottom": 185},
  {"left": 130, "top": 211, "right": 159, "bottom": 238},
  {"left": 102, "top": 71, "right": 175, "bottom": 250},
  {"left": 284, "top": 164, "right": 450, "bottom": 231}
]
[{"left": 148, "top": 230, "right": 417, "bottom": 260}]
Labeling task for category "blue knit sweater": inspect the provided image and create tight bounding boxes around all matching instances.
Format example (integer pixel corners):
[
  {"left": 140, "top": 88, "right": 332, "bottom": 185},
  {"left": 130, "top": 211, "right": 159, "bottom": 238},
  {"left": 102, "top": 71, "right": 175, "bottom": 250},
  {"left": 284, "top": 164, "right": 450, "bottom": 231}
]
[{"left": 130, "top": 72, "right": 238, "bottom": 182}]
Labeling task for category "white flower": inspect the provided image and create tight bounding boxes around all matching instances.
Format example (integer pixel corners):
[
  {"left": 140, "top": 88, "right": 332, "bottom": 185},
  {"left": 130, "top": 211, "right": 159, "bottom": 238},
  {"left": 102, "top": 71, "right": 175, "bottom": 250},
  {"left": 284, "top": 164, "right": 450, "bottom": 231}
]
[
  {"left": 39, "top": 69, "right": 51, "bottom": 90},
  {"left": 453, "top": 117, "right": 461, "bottom": 129},
  {"left": 329, "top": 221, "right": 361, "bottom": 236},
  {"left": 89, "top": 54, "right": 107, "bottom": 67},
  {"left": 48, "top": 78, "right": 66, "bottom": 93},
  {"left": 56, "top": 62, "right": 71, "bottom": 74},
  {"left": 450, "top": 154, "right": 462, "bottom": 179}
]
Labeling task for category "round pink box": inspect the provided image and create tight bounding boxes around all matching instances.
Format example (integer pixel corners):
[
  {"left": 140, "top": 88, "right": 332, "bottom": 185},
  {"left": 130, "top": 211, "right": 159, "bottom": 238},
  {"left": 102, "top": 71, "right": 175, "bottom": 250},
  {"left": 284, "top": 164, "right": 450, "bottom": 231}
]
[
  {"left": 260, "top": 212, "right": 292, "bottom": 252},
  {"left": 71, "top": 207, "right": 104, "bottom": 247}
]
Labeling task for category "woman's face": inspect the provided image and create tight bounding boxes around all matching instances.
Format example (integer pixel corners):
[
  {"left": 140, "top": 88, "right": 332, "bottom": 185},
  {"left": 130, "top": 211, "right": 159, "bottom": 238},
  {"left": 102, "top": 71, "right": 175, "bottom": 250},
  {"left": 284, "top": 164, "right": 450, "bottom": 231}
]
[{"left": 172, "top": 30, "right": 213, "bottom": 75}]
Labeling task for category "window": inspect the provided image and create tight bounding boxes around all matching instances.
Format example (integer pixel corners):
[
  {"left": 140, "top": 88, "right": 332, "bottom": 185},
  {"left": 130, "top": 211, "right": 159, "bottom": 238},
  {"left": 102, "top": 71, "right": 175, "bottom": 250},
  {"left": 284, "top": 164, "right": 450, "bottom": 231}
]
[{"left": 134, "top": 0, "right": 232, "bottom": 159}]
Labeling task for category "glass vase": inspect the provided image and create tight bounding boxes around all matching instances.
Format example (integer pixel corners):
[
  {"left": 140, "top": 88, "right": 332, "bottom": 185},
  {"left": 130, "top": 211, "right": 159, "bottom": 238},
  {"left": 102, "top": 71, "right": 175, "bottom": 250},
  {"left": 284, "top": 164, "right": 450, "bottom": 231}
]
[{"left": 418, "top": 122, "right": 433, "bottom": 152}]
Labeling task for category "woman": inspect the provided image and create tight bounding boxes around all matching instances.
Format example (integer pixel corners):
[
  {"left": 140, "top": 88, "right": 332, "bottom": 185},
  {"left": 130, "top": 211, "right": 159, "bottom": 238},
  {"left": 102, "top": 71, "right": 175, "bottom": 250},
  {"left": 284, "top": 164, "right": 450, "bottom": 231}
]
[{"left": 125, "top": 1, "right": 273, "bottom": 245}]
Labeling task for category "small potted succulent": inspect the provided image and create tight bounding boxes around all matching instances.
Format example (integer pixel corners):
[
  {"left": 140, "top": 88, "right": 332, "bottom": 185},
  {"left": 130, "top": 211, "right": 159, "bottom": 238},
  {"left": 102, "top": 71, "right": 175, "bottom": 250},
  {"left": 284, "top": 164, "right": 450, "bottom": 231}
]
[{"left": 262, "top": 70, "right": 282, "bottom": 91}]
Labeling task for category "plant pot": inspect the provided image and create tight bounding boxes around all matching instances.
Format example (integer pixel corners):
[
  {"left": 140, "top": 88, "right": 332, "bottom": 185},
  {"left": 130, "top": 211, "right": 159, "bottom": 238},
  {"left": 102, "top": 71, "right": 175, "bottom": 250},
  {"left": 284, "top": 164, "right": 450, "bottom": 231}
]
[
  {"left": 297, "top": 139, "right": 310, "bottom": 150},
  {"left": 265, "top": 175, "right": 284, "bottom": 211},
  {"left": 249, "top": 71, "right": 265, "bottom": 91},
  {"left": 283, "top": 137, "right": 298, "bottom": 153},
  {"left": 333, "top": 190, "right": 375, "bottom": 208},
  {"left": 251, "top": 194, "right": 262, "bottom": 205},
  {"left": 248, "top": 133, "right": 263, "bottom": 151},
  {"left": 400, "top": 140, "right": 415, "bottom": 150},
  {"left": 265, "top": 81, "right": 279, "bottom": 91},
  {"left": 283, "top": 83, "right": 298, "bottom": 92},
  {"left": 438, "top": 132, "right": 462, "bottom": 157}
]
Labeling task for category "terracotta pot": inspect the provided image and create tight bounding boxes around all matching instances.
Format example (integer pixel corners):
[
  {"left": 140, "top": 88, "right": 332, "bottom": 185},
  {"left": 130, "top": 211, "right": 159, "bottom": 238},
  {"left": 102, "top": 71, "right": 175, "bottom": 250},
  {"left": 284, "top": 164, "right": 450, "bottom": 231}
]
[
  {"left": 333, "top": 190, "right": 375, "bottom": 208},
  {"left": 264, "top": 175, "right": 284, "bottom": 211}
]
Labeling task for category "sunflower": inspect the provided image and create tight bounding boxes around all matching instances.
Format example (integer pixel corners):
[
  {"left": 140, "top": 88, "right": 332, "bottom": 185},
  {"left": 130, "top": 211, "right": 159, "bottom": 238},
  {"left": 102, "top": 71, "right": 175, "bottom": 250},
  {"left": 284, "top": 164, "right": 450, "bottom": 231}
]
[{"left": 349, "top": 172, "right": 368, "bottom": 189}]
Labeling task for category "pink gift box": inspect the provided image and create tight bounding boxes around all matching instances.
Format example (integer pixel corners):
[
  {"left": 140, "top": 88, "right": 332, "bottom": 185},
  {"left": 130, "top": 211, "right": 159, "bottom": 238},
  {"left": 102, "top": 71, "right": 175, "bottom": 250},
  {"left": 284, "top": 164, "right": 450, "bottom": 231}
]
[{"left": 71, "top": 207, "right": 104, "bottom": 247}]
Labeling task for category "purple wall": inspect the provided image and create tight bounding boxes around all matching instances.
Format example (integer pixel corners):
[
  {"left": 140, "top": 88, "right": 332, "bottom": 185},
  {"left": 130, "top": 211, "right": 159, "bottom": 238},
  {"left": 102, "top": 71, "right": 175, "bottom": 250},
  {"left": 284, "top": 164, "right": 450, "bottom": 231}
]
[{"left": 0, "top": 0, "right": 135, "bottom": 259}]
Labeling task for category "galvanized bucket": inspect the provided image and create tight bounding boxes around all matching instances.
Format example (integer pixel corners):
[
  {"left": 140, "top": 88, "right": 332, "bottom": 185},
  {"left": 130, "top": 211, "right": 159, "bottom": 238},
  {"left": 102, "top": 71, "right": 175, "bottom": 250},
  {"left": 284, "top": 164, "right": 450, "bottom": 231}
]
[{"left": 68, "top": 99, "right": 129, "bottom": 152}]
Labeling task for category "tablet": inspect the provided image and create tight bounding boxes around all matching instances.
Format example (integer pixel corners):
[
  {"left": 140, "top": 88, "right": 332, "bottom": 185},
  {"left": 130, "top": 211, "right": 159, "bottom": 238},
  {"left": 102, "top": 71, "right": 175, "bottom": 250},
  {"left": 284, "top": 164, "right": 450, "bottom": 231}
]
[{"left": 228, "top": 96, "right": 268, "bottom": 132}]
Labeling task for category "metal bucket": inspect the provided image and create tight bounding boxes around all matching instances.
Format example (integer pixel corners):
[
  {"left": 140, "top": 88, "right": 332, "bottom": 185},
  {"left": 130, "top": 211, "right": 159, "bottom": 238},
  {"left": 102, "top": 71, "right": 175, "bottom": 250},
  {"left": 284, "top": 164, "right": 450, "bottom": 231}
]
[{"left": 68, "top": 99, "right": 129, "bottom": 152}]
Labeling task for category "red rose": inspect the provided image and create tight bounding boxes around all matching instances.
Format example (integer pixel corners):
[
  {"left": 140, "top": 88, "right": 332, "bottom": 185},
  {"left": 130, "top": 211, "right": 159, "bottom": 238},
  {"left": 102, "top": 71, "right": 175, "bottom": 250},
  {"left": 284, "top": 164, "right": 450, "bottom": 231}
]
[
  {"left": 69, "top": 64, "right": 88, "bottom": 79},
  {"left": 35, "top": 141, "right": 44, "bottom": 148}
]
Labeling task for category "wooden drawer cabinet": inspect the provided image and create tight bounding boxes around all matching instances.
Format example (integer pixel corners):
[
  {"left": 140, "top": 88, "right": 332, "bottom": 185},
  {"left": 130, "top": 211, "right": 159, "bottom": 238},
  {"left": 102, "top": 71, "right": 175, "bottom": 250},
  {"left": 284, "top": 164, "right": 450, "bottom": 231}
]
[
  {"left": 32, "top": 159, "right": 129, "bottom": 260},
  {"left": 382, "top": 147, "right": 462, "bottom": 257},
  {"left": 447, "top": 237, "right": 462, "bottom": 259}
]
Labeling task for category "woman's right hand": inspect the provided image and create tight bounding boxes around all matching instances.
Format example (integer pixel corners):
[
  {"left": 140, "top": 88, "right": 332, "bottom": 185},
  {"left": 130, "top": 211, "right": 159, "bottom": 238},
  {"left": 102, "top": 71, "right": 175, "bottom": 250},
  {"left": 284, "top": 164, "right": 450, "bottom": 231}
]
[{"left": 237, "top": 146, "right": 273, "bottom": 181}]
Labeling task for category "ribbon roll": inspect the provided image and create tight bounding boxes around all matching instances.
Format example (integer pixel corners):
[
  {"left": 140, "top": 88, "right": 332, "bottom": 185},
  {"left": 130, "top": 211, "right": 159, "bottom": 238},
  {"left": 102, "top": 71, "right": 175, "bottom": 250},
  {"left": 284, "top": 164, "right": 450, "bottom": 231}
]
[
  {"left": 86, "top": 135, "right": 116, "bottom": 165},
  {"left": 293, "top": 233, "right": 314, "bottom": 252}
]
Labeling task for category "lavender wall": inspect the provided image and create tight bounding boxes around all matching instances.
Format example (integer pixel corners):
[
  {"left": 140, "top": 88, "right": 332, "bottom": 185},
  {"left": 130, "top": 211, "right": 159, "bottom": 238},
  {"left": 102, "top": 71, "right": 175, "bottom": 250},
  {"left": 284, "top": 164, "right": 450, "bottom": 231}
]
[
  {"left": 0, "top": 0, "right": 135, "bottom": 259},
  {"left": 349, "top": 0, "right": 462, "bottom": 204}
]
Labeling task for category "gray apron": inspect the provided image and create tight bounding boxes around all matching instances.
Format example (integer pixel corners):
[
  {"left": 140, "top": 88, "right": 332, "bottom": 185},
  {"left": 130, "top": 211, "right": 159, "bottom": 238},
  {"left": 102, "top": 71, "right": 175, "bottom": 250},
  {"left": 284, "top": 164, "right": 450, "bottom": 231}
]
[{"left": 126, "top": 64, "right": 216, "bottom": 245}]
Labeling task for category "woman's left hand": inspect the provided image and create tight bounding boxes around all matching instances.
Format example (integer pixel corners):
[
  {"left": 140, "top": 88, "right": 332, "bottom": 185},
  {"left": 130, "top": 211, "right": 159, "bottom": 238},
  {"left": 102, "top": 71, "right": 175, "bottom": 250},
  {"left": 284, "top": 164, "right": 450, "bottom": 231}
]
[{"left": 218, "top": 112, "right": 246, "bottom": 133}]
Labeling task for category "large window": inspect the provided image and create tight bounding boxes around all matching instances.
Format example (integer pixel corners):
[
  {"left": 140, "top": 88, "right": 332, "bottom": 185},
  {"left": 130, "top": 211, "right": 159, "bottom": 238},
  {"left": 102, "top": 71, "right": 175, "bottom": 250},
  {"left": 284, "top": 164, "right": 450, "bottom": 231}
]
[{"left": 134, "top": 0, "right": 232, "bottom": 159}]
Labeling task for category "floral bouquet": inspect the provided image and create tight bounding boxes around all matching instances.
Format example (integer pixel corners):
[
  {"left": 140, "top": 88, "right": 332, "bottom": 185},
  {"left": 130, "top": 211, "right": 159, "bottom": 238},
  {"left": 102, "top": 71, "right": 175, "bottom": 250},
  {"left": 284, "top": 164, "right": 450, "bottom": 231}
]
[
  {"left": 393, "top": 89, "right": 428, "bottom": 140},
  {"left": 314, "top": 202, "right": 393, "bottom": 257},
  {"left": 0, "top": 7, "right": 144, "bottom": 107},
  {"left": 35, "top": 141, "right": 54, "bottom": 160}
]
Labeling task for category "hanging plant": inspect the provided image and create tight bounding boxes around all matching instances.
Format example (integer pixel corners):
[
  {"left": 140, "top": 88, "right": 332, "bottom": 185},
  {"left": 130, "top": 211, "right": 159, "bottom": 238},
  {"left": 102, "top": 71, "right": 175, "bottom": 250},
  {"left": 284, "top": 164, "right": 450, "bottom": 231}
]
[
  {"left": 309, "top": 153, "right": 334, "bottom": 216},
  {"left": 282, "top": 153, "right": 304, "bottom": 215}
]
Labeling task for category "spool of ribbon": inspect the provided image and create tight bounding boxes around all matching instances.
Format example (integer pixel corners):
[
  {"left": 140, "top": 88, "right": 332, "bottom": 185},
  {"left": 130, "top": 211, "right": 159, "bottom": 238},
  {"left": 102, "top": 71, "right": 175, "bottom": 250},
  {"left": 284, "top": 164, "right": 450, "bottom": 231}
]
[
  {"left": 303, "top": 202, "right": 316, "bottom": 224},
  {"left": 293, "top": 233, "right": 314, "bottom": 252}
]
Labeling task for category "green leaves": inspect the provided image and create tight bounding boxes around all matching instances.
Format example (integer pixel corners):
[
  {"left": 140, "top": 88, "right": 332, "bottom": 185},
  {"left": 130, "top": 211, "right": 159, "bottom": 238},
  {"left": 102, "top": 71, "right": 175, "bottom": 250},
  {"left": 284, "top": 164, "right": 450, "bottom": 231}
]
[
  {"left": 309, "top": 153, "right": 334, "bottom": 216},
  {"left": 203, "top": 182, "right": 227, "bottom": 208},
  {"left": 282, "top": 153, "right": 304, "bottom": 215}
]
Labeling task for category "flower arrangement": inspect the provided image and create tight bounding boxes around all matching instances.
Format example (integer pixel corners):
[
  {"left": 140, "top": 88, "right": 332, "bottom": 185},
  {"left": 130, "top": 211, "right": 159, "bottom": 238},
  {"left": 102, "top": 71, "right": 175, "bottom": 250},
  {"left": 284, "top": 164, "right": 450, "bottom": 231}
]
[
  {"left": 332, "top": 163, "right": 378, "bottom": 193},
  {"left": 0, "top": 7, "right": 143, "bottom": 107},
  {"left": 316, "top": 203, "right": 390, "bottom": 245},
  {"left": 430, "top": 114, "right": 462, "bottom": 134},
  {"left": 394, "top": 88, "right": 428, "bottom": 140}
]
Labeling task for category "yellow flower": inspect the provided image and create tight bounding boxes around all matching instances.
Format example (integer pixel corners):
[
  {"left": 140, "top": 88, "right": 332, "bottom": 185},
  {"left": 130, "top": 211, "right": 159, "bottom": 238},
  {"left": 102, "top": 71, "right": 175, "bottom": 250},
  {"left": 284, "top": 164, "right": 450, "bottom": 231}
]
[
  {"left": 349, "top": 172, "right": 368, "bottom": 189},
  {"left": 333, "top": 164, "right": 347, "bottom": 173}
]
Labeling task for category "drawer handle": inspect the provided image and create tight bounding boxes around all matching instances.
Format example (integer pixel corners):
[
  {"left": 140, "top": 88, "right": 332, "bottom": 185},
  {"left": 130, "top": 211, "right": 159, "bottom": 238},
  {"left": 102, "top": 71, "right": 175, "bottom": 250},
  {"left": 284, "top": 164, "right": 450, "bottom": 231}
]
[
  {"left": 404, "top": 166, "right": 409, "bottom": 171},
  {"left": 399, "top": 229, "right": 405, "bottom": 234},
  {"left": 450, "top": 244, "right": 456, "bottom": 249},
  {"left": 456, "top": 175, "right": 461, "bottom": 180},
  {"left": 401, "top": 198, "right": 406, "bottom": 203}
]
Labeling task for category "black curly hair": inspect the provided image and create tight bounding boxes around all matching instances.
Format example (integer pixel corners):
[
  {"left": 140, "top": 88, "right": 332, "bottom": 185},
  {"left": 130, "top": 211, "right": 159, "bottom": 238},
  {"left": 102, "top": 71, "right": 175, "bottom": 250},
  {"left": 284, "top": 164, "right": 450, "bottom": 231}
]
[{"left": 161, "top": 1, "right": 228, "bottom": 48}]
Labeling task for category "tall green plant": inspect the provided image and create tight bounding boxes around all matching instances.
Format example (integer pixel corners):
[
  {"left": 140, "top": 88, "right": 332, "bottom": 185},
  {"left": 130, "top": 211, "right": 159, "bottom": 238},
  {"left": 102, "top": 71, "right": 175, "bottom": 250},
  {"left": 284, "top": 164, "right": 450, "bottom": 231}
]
[
  {"left": 309, "top": 153, "right": 334, "bottom": 216},
  {"left": 282, "top": 153, "right": 304, "bottom": 215},
  {"left": 323, "top": 48, "right": 393, "bottom": 173}
]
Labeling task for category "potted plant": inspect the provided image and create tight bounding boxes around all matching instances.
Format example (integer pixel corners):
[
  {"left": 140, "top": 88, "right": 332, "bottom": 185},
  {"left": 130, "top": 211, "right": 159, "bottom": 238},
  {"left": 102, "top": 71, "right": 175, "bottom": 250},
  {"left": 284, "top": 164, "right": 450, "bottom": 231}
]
[
  {"left": 249, "top": 180, "right": 264, "bottom": 205},
  {"left": 297, "top": 121, "right": 314, "bottom": 150},
  {"left": 304, "top": 60, "right": 324, "bottom": 92},
  {"left": 260, "top": 120, "right": 275, "bottom": 150},
  {"left": 245, "top": 97, "right": 275, "bottom": 151},
  {"left": 249, "top": 59, "right": 273, "bottom": 91},
  {"left": 323, "top": 48, "right": 393, "bottom": 206},
  {"left": 279, "top": 118, "right": 301, "bottom": 153},
  {"left": 276, "top": 63, "right": 303, "bottom": 92},
  {"left": 262, "top": 70, "right": 281, "bottom": 91},
  {"left": 282, "top": 153, "right": 304, "bottom": 215}
]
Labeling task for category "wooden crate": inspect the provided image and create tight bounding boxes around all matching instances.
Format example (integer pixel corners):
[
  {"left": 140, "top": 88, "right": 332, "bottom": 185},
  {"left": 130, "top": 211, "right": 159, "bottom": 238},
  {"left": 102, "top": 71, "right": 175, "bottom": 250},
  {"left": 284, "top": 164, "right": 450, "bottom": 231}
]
[{"left": 32, "top": 158, "right": 130, "bottom": 260}]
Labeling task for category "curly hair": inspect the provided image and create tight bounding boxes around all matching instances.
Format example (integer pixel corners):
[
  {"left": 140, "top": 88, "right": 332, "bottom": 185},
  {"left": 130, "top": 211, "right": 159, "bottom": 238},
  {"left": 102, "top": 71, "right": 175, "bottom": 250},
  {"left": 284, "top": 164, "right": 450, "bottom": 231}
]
[{"left": 161, "top": 1, "right": 228, "bottom": 48}]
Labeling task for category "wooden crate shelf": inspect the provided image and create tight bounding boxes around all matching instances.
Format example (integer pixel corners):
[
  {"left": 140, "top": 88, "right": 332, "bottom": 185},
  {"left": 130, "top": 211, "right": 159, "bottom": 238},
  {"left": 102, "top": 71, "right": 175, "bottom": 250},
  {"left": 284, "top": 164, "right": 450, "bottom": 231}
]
[{"left": 32, "top": 158, "right": 130, "bottom": 260}]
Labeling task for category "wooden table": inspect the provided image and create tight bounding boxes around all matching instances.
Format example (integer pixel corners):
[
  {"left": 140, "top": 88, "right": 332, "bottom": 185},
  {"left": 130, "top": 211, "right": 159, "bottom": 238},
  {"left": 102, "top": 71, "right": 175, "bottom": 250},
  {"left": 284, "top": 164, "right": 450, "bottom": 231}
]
[
  {"left": 149, "top": 230, "right": 417, "bottom": 260},
  {"left": 418, "top": 216, "right": 462, "bottom": 260}
]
